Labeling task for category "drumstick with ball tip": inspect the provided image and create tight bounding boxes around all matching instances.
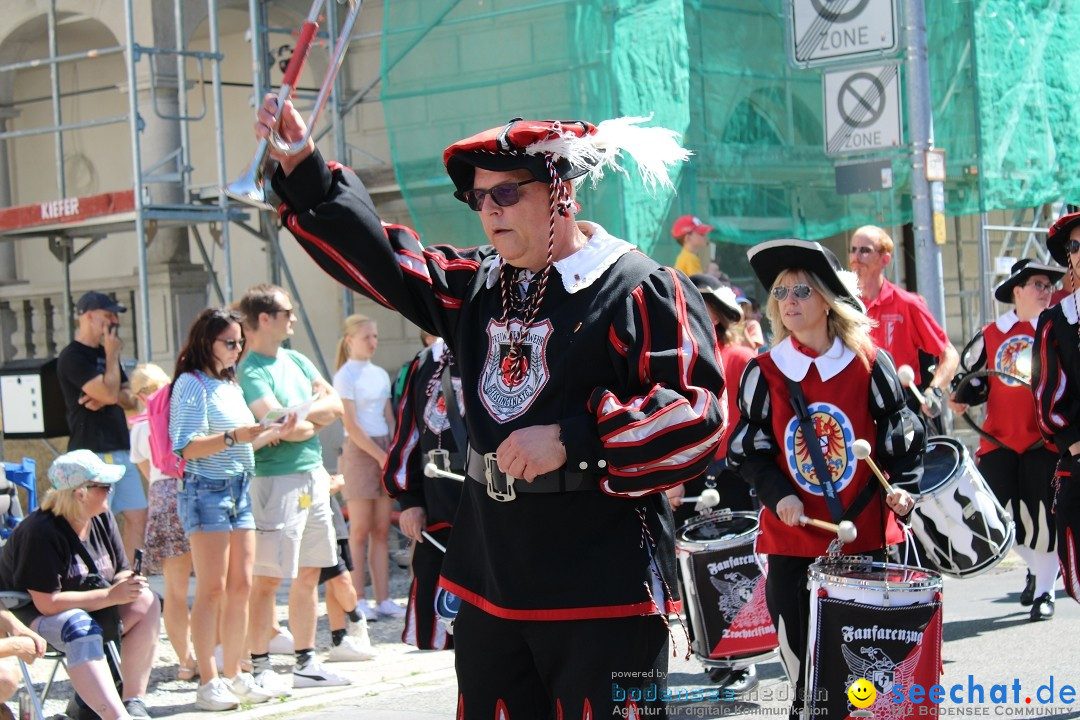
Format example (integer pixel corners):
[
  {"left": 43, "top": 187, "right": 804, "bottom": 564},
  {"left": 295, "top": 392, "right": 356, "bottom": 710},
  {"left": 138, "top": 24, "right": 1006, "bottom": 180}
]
[
  {"left": 424, "top": 463, "right": 466, "bottom": 482},
  {"left": 799, "top": 516, "right": 858, "bottom": 543},
  {"left": 896, "top": 365, "right": 928, "bottom": 406},
  {"left": 681, "top": 488, "right": 721, "bottom": 508},
  {"left": 851, "top": 439, "right": 896, "bottom": 495}
]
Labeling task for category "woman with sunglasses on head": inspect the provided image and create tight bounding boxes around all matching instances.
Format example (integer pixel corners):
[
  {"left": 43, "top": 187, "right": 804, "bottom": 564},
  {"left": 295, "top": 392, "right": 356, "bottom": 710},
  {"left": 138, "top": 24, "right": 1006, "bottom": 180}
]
[
  {"left": 726, "top": 239, "right": 923, "bottom": 719},
  {"left": 1031, "top": 212, "right": 1080, "bottom": 611},
  {"left": 168, "top": 308, "right": 296, "bottom": 711},
  {"left": 0, "top": 450, "right": 160, "bottom": 720},
  {"left": 952, "top": 259, "right": 1063, "bottom": 621}
]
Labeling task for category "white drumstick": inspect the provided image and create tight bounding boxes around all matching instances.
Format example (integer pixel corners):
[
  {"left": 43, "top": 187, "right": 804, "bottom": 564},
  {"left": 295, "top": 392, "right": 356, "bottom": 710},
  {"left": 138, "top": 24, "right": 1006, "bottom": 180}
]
[
  {"left": 681, "top": 488, "right": 721, "bottom": 508},
  {"left": 851, "top": 439, "right": 896, "bottom": 495},
  {"left": 799, "top": 515, "right": 858, "bottom": 543},
  {"left": 421, "top": 530, "right": 447, "bottom": 553},
  {"left": 896, "top": 365, "right": 928, "bottom": 405},
  {"left": 424, "top": 463, "right": 466, "bottom": 482}
]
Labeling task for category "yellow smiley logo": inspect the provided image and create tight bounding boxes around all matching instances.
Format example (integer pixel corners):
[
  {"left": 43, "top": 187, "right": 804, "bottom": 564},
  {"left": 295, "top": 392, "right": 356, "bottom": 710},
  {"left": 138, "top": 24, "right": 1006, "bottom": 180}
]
[{"left": 847, "top": 678, "right": 877, "bottom": 708}]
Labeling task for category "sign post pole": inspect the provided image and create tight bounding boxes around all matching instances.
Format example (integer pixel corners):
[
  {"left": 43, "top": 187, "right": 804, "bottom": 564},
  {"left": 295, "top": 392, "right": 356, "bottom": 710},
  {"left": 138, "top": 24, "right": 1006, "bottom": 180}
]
[{"left": 903, "top": 0, "right": 946, "bottom": 324}]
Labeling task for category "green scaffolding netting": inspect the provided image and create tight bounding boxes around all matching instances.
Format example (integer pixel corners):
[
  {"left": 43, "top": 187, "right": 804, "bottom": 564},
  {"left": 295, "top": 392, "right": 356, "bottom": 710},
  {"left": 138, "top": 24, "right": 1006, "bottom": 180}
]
[{"left": 381, "top": 0, "right": 1080, "bottom": 273}]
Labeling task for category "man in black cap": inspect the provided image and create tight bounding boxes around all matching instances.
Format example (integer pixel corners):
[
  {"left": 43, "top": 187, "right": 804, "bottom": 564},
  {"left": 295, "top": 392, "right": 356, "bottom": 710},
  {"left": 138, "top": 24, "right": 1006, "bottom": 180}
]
[
  {"left": 56, "top": 291, "right": 147, "bottom": 564},
  {"left": 254, "top": 99, "right": 724, "bottom": 718}
]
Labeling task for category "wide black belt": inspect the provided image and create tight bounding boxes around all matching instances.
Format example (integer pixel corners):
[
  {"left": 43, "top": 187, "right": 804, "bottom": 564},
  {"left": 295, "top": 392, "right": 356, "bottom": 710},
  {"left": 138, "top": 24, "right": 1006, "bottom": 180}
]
[{"left": 466, "top": 448, "right": 594, "bottom": 502}]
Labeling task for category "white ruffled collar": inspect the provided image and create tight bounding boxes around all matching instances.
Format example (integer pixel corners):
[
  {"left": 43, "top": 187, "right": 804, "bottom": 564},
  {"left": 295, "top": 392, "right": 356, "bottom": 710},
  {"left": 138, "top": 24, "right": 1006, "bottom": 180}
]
[
  {"left": 995, "top": 309, "right": 1037, "bottom": 333},
  {"left": 770, "top": 335, "right": 855, "bottom": 382},
  {"left": 1063, "top": 291, "right": 1080, "bottom": 325},
  {"left": 484, "top": 222, "right": 635, "bottom": 294},
  {"left": 431, "top": 338, "right": 445, "bottom": 362}
]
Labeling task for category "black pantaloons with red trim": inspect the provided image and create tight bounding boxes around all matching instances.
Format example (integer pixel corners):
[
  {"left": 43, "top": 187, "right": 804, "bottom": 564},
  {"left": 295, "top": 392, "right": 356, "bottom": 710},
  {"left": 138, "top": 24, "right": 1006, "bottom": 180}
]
[
  {"left": 1055, "top": 463, "right": 1080, "bottom": 603},
  {"left": 403, "top": 525, "right": 453, "bottom": 650},
  {"left": 453, "top": 602, "right": 668, "bottom": 720}
]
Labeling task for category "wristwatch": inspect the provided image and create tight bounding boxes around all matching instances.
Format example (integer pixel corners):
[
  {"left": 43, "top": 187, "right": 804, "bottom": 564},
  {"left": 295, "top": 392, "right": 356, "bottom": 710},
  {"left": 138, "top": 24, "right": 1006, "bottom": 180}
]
[{"left": 223, "top": 430, "right": 236, "bottom": 447}]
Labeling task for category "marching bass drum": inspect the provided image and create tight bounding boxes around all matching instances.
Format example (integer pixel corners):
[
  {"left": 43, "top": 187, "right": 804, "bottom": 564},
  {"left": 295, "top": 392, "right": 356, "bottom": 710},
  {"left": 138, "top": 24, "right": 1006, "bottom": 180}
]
[{"left": 908, "top": 436, "right": 1015, "bottom": 578}]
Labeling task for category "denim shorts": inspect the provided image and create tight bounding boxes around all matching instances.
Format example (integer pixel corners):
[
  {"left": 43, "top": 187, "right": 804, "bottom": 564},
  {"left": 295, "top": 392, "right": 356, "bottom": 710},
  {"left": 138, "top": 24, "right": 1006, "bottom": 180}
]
[
  {"left": 177, "top": 472, "right": 255, "bottom": 535},
  {"left": 95, "top": 450, "right": 148, "bottom": 513}
]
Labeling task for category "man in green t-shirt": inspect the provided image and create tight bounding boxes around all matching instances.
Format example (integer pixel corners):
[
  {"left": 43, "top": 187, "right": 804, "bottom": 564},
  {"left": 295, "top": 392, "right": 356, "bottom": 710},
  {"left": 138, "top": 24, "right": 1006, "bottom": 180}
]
[{"left": 237, "top": 284, "right": 350, "bottom": 691}]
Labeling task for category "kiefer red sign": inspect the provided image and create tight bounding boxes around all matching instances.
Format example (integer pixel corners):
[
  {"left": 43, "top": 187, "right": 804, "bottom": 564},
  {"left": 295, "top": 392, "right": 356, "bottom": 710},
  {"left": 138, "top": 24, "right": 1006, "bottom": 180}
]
[{"left": 0, "top": 190, "right": 136, "bottom": 232}]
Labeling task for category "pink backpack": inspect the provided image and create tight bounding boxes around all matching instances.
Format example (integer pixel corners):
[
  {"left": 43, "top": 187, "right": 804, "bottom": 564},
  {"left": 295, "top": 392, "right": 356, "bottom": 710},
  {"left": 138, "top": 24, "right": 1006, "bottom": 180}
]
[{"left": 143, "top": 373, "right": 207, "bottom": 479}]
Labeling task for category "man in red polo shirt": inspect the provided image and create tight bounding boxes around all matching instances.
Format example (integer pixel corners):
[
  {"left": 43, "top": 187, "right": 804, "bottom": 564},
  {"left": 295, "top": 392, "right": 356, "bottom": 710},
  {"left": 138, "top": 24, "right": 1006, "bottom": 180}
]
[{"left": 849, "top": 225, "right": 959, "bottom": 428}]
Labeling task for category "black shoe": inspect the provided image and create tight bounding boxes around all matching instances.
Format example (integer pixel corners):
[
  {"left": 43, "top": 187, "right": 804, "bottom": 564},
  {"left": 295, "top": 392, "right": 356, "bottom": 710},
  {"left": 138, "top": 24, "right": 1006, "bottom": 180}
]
[
  {"left": 1020, "top": 571, "right": 1036, "bottom": 606},
  {"left": 124, "top": 697, "right": 151, "bottom": 719},
  {"left": 722, "top": 665, "right": 759, "bottom": 695},
  {"left": 707, "top": 666, "right": 733, "bottom": 685},
  {"left": 1030, "top": 593, "right": 1055, "bottom": 621}
]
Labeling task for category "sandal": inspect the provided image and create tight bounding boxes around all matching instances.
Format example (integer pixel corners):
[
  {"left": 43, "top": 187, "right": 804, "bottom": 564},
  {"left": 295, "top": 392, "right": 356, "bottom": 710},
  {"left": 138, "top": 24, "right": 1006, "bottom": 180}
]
[{"left": 177, "top": 659, "right": 199, "bottom": 682}]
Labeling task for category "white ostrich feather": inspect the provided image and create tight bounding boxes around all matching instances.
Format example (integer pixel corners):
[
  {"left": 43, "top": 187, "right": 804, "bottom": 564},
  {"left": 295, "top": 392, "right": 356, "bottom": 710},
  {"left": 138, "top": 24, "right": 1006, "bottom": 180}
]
[
  {"left": 524, "top": 116, "right": 691, "bottom": 191},
  {"left": 837, "top": 268, "right": 862, "bottom": 299}
]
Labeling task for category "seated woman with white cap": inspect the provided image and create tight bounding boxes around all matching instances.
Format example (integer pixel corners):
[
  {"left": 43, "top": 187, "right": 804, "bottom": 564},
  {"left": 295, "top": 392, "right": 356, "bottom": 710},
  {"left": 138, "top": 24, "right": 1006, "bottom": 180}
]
[
  {"left": 0, "top": 450, "right": 160, "bottom": 720},
  {"left": 726, "top": 239, "right": 923, "bottom": 719}
]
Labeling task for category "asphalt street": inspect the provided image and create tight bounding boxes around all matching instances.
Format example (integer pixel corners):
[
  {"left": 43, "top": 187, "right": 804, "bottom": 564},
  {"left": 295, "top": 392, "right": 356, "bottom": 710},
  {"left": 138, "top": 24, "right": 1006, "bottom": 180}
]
[{"left": 273, "top": 553, "right": 1080, "bottom": 720}]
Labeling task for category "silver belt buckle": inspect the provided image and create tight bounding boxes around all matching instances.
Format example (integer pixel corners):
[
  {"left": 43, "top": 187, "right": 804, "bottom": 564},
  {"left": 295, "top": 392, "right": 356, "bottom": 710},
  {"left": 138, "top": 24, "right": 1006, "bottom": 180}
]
[
  {"left": 483, "top": 452, "right": 516, "bottom": 502},
  {"left": 428, "top": 449, "right": 450, "bottom": 472}
]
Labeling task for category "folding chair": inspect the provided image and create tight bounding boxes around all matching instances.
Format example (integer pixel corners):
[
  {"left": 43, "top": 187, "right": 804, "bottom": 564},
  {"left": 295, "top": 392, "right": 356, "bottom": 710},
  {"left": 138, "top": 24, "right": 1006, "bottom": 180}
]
[
  {"left": 0, "top": 591, "right": 124, "bottom": 720},
  {"left": 0, "top": 459, "right": 35, "bottom": 544}
]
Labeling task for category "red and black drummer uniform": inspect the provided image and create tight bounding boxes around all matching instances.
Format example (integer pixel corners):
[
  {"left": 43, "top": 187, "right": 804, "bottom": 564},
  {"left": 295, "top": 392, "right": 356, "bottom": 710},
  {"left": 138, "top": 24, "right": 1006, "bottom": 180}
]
[
  {"left": 727, "top": 336, "right": 924, "bottom": 709},
  {"left": 1032, "top": 292, "right": 1080, "bottom": 603},
  {"left": 956, "top": 312, "right": 1058, "bottom": 555},
  {"left": 383, "top": 339, "right": 465, "bottom": 651},
  {"left": 272, "top": 151, "right": 725, "bottom": 716}
]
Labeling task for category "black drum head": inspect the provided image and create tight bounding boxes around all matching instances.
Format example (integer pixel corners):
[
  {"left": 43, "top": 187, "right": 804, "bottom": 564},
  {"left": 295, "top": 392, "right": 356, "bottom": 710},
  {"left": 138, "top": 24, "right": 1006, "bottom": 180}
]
[{"left": 919, "top": 439, "right": 961, "bottom": 495}]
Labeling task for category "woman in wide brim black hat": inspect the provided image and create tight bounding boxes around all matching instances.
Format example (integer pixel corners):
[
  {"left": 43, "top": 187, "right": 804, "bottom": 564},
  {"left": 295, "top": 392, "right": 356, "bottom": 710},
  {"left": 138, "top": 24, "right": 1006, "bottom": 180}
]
[
  {"left": 1032, "top": 214, "right": 1080, "bottom": 613},
  {"left": 726, "top": 238, "right": 924, "bottom": 717},
  {"left": 952, "top": 258, "right": 1063, "bottom": 621}
]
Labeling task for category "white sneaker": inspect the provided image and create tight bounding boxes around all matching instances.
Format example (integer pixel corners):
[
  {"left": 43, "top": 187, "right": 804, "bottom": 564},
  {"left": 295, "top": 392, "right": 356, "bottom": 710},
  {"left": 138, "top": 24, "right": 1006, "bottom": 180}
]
[
  {"left": 356, "top": 601, "right": 378, "bottom": 622},
  {"left": 214, "top": 645, "right": 252, "bottom": 674},
  {"left": 195, "top": 677, "right": 240, "bottom": 711},
  {"left": 327, "top": 636, "right": 376, "bottom": 662},
  {"left": 375, "top": 599, "right": 406, "bottom": 618},
  {"left": 268, "top": 626, "right": 295, "bottom": 655},
  {"left": 293, "top": 660, "right": 353, "bottom": 688},
  {"left": 347, "top": 616, "right": 372, "bottom": 645},
  {"left": 253, "top": 669, "right": 294, "bottom": 698},
  {"left": 228, "top": 672, "right": 272, "bottom": 704}
]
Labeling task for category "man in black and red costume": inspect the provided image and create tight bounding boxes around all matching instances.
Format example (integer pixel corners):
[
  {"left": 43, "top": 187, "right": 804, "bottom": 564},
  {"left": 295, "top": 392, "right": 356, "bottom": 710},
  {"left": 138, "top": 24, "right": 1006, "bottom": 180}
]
[{"left": 254, "top": 102, "right": 725, "bottom": 718}]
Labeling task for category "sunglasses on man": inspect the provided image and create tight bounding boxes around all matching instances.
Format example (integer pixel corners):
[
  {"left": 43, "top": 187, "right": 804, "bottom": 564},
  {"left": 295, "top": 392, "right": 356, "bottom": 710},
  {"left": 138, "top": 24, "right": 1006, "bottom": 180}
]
[
  {"left": 461, "top": 179, "right": 539, "bottom": 212},
  {"left": 771, "top": 284, "right": 814, "bottom": 301}
]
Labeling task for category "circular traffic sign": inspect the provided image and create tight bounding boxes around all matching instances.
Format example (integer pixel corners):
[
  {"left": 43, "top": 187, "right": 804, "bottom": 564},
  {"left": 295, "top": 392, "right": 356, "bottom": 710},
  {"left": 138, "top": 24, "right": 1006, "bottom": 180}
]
[
  {"left": 837, "top": 72, "right": 886, "bottom": 128},
  {"left": 811, "top": 0, "right": 871, "bottom": 24}
]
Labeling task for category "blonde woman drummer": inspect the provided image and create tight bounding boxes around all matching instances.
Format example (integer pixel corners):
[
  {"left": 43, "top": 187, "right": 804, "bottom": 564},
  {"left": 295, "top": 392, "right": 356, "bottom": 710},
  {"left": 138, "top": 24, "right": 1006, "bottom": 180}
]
[
  {"left": 952, "top": 259, "right": 1063, "bottom": 621},
  {"left": 727, "top": 239, "right": 923, "bottom": 719}
]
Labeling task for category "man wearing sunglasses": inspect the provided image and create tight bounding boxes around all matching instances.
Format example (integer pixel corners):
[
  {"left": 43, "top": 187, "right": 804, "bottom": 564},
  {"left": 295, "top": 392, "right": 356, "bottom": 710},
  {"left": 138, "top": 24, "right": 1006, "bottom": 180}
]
[
  {"left": 848, "top": 225, "right": 959, "bottom": 428},
  {"left": 254, "top": 101, "right": 724, "bottom": 718},
  {"left": 56, "top": 291, "right": 149, "bottom": 568}
]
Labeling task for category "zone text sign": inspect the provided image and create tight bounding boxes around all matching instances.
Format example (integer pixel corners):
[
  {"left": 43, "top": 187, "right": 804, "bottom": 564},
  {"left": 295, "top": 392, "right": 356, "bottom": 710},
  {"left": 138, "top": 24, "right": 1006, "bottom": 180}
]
[
  {"left": 823, "top": 64, "right": 902, "bottom": 156},
  {"left": 790, "top": 0, "right": 899, "bottom": 68}
]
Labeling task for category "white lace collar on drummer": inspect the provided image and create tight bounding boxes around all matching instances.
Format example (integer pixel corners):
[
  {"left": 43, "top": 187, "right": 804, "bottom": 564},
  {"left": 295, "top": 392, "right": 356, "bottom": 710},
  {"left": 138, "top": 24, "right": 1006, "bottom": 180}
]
[
  {"left": 995, "top": 309, "right": 1036, "bottom": 333},
  {"left": 1062, "top": 291, "right": 1080, "bottom": 325},
  {"left": 771, "top": 335, "right": 855, "bottom": 382},
  {"left": 484, "top": 222, "right": 635, "bottom": 294}
]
